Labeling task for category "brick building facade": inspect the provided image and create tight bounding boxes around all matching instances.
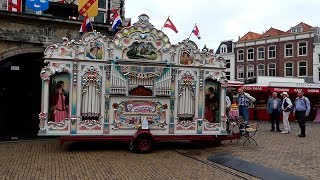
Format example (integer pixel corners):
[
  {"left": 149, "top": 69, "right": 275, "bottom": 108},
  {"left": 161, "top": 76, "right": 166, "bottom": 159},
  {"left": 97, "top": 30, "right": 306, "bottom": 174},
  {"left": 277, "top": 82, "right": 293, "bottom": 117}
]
[{"left": 234, "top": 22, "right": 320, "bottom": 83}]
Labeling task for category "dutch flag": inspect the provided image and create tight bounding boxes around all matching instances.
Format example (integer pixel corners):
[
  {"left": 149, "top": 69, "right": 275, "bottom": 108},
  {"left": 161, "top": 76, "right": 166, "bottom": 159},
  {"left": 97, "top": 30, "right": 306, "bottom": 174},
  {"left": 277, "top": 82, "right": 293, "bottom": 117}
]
[
  {"left": 79, "top": 16, "right": 93, "bottom": 34},
  {"left": 111, "top": 12, "right": 123, "bottom": 31}
]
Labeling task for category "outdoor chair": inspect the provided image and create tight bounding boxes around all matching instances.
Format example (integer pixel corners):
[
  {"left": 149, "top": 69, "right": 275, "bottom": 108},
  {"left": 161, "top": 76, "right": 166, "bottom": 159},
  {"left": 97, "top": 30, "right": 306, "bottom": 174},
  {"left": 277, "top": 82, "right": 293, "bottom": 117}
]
[{"left": 237, "top": 120, "right": 259, "bottom": 146}]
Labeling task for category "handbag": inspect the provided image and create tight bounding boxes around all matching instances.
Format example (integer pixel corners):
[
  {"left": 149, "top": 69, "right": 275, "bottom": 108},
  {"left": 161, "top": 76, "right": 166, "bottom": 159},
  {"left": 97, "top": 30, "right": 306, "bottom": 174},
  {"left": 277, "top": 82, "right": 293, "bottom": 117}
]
[{"left": 284, "top": 108, "right": 291, "bottom": 112}]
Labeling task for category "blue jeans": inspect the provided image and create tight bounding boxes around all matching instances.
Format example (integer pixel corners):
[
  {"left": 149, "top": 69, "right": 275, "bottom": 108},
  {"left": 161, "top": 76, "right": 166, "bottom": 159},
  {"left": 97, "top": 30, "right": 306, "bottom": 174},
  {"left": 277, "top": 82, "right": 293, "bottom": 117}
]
[
  {"left": 239, "top": 106, "right": 249, "bottom": 135},
  {"left": 239, "top": 106, "right": 249, "bottom": 124}
]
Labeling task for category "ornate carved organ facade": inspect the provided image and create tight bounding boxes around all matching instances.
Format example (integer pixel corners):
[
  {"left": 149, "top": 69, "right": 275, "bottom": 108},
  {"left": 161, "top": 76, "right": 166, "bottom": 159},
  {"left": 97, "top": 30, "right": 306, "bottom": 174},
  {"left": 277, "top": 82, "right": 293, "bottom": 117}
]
[{"left": 39, "top": 14, "right": 228, "bottom": 136}]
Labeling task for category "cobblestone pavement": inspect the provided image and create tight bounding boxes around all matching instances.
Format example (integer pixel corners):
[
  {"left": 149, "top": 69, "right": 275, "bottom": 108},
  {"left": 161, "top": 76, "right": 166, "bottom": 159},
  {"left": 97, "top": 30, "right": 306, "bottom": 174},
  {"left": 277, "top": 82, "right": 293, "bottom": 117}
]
[
  {"left": 0, "top": 139, "right": 255, "bottom": 179},
  {"left": 0, "top": 121, "right": 319, "bottom": 179},
  {"left": 173, "top": 121, "right": 320, "bottom": 180}
]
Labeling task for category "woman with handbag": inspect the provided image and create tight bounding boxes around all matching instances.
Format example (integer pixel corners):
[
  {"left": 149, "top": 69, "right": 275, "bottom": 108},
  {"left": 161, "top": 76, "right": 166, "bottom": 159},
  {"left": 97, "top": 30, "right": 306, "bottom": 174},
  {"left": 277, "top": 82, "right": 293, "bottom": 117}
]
[{"left": 281, "top": 92, "right": 292, "bottom": 134}]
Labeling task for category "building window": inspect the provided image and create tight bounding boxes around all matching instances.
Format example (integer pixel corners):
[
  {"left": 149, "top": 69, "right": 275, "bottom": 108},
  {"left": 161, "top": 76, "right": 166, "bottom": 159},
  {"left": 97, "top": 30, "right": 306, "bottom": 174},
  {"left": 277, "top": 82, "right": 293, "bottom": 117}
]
[
  {"left": 220, "top": 45, "right": 227, "bottom": 54},
  {"left": 94, "top": 11, "right": 106, "bottom": 23},
  {"left": 247, "top": 65, "right": 254, "bottom": 77},
  {"left": 237, "top": 66, "right": 244, "bottom": 79},
  {"left": 225, "top": 59, "right": 230, "bottom": 68},
  {"left": 257, "top": 64, "right": 265, "bottom": 76},
  {"left": 285, "top": 43, "right": 293, "bottom": 57},
  {"left": 298, "top": 61, "right": 307, "bottom": 77},
  {"left": 247, "top": 48, "right": 254, "bottom": 61},
  {"left": 94, "top": 0, "right": 107, "bottom": 23},
  {"left": 257, "top": 47, "right": 265, "bottom": 60},
  {"left": 95, "top": 0, "right": 122, "bottom": 23},
  {"left": 238, "top": 50, "right": 244, "bottom": 61},
  {"left": 298, "top": 42, "right": 307, "bottom": 56},
  {"left": 291, "top": 27, "right": 303, "bottom": 33},
  {"left": 268, "top": 45, "right": 276, "bottom": 59},
  {"left": 318, "top": 54, "right": 320, "bottom": 63},
  {"left": 285, "top": 62, "right": 293, "bottom": 77},
  {"left": 318, "top": 68, "right": 320, "bottom": 82},
  {"left": 225, "top": 71, "right": 230, "bottom": 80},
  {"left": 268, "top": 63, "right": 276, "bottom": 76}
]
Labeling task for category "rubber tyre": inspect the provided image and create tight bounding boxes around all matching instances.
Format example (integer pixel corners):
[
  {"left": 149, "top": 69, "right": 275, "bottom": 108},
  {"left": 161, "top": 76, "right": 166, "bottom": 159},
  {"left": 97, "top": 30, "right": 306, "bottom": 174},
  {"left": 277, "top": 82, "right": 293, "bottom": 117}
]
[{"left": 129, "top": 135, "right": 153, "bottom": 153}]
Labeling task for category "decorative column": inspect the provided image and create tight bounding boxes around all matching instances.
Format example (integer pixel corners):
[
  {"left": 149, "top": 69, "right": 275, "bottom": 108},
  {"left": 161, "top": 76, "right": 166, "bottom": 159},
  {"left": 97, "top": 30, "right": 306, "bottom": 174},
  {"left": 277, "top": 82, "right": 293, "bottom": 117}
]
[
  {"left": 197, "top": 68, "right": 204, "bottom": 134},
  {"left": 220, "top": 78, "right": 228, "bottom": 133},
  {"left": 104, "top": 64, "right": 111, "bottom": 134},
  {"left": 70, "top": 62, "right": 78, "bottom": 134},
  {"left": 169, "top": 67, "right": 176, "bottom": 134}
]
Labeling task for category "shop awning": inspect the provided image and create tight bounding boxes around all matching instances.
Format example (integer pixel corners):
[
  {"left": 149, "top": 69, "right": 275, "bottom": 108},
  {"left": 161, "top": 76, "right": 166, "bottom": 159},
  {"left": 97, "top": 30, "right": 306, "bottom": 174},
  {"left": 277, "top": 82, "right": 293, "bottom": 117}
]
[
  {"left": 227, "top": 81, "right": 243, "bottom": 87},
  {"left": 269, "top": 82, "right": 320, "bottom": 95}
]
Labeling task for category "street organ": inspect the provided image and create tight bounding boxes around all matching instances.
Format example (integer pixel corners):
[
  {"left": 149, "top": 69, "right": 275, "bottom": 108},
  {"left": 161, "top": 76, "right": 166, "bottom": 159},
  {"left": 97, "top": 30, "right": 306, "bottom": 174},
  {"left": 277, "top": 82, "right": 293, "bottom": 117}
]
[{"left": 39, "top": 14, "right": 233, "bottom": 152}]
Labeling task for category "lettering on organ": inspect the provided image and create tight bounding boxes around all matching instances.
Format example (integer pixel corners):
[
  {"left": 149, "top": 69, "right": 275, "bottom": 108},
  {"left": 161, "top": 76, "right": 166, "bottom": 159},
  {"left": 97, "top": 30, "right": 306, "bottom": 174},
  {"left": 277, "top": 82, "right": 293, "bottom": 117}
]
[{"left": 126, "top": 104, "right": 156, "bottom": 113}]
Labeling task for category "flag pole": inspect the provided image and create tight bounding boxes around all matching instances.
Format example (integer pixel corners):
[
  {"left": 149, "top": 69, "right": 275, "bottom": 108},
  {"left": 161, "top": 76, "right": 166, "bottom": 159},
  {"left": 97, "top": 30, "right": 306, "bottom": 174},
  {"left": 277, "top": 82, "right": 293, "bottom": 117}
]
[
  {"left": 161, "top": 15, "right": 170, "bottom": 31},
  {"left": 85, "top": 15, "right": 95, "bottom": 32},
  {"left": 90, "top": 20, "right": 95, "bottom": 31},
  {"left": 188, "top": 23, "right": 196, "bottom": 39}
]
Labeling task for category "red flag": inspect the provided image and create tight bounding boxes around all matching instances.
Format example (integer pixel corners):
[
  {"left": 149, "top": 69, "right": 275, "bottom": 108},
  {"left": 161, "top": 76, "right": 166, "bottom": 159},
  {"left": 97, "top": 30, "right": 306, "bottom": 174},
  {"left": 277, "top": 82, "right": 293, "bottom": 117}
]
[
  {"left": 163, "top": 18, "right": 178, "bottom": 33},
  {"left": 192, "top": 25, "right": 201, "bottom": 39}
]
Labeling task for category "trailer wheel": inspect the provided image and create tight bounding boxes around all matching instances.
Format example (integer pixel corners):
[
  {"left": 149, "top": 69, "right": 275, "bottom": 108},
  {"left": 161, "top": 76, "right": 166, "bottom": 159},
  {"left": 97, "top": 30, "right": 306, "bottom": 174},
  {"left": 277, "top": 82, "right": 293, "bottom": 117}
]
[{"left": 129, "top": 135, "right": 153, "bottom": 153}]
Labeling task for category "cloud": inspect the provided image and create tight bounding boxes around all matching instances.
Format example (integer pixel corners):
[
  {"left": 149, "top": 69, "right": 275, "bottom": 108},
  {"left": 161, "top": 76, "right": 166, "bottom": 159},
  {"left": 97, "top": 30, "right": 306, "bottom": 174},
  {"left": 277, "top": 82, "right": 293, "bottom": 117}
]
[{"left": 125, "top": 0, "right": 320, "bottom": 51}]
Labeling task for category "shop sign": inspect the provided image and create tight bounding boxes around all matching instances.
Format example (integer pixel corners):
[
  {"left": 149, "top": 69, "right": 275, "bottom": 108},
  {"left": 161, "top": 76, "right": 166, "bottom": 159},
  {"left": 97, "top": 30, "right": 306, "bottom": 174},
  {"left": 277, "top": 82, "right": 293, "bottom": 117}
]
[
  {"left": 242, "top": 86, "right": 268, "bottom": 92},
  {"left": 270, "top": 88, "right": 290, "bottom": 92},
  {"left": 270, "top": 87, "right": 320, "bottom": 94},
  {"left": 270, "top": 82, "right": 320, "bottom": 89}
]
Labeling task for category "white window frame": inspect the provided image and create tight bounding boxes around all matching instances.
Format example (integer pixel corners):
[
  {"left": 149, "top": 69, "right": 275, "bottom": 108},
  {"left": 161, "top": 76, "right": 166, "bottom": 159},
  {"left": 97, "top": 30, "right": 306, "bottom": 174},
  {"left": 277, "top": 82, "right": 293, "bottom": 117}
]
[
  {"left": 298, "top": 41, "right": 307, "bottom": 56},
  {"left": 284, "top": 62, "right": 294, "bottom": 77},
  {"left": 257, "top": 47, "right": 265, "bottom": 60},
  {"left": 247, "top": 65, "right": 254, "bottom": 77},
  {"left": 298, "top": 61, "right": 307, "bottom": 77},
  {"left": 257, "top": 64, "right": 265, "bottom": 76},
  {"left": 220, "top": 44, "right": 228, "bottom": 54},
  {"left": 268, "top": 63, "right": 276, "bottom": 76},
  {"left": 291, "top": 27, "right": 303, "bottom": 33},
  {"left": 268, "top": 45, "right": 276, "bottom": 59},
  {"left": 284, "top": 43, "right": 293, "bottom": 57},
  {"left": 247, "top": 48, "right": 254, "bottom": 61},
  {"left": 237, "top": 49, "right": 244, "bottom": 62},
  {"left": 237, "top": 66, "right": 244, "bottom": 79}
]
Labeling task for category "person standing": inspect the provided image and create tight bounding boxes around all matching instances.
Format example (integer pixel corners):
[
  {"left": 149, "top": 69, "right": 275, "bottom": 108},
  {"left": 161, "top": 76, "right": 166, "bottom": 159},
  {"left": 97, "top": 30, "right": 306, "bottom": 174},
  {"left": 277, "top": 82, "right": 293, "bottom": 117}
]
[
  {"left": 267, "top": 92, "right": 282, "bottom": 132},
  {"left": 280, "top": 92, "right": 292, "bottom": 134},
  {"left": 237, "top": 87, "right": 256, "bottom": 125},
  {"left": 293, "top": 90, "right": 311, "bottom": 137}
]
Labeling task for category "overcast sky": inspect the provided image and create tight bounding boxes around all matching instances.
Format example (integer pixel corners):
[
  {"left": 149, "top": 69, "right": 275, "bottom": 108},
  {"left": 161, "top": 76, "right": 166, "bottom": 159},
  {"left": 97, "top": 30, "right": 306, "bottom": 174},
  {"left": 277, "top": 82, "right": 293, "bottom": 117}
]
[{"left": 125, "top": 0, "right": 319, "bottom": 51}]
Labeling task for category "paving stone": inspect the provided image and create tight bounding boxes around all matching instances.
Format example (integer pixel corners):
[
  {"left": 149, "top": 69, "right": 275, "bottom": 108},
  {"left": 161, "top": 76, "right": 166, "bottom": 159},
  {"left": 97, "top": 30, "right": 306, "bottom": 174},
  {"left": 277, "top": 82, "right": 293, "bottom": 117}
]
[
  {"left": 2, "top": 121, "right": 317, "bottom": 179},
  {"left": 0, "top": 138, "right": 255, "bottom": 179},
  {"left": 173, "top": 121, "right": 320, "bottom": 180}
]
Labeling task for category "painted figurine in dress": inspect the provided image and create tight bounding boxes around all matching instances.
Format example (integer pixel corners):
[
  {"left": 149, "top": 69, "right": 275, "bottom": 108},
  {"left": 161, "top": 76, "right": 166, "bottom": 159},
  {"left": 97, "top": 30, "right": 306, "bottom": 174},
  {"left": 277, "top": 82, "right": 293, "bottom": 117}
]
[
  {"left": 49, "top": 81, "right": 69, "bottom": 122},
  {"left": 205, "top": 87, "right": 219, "bottom": 123}
]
